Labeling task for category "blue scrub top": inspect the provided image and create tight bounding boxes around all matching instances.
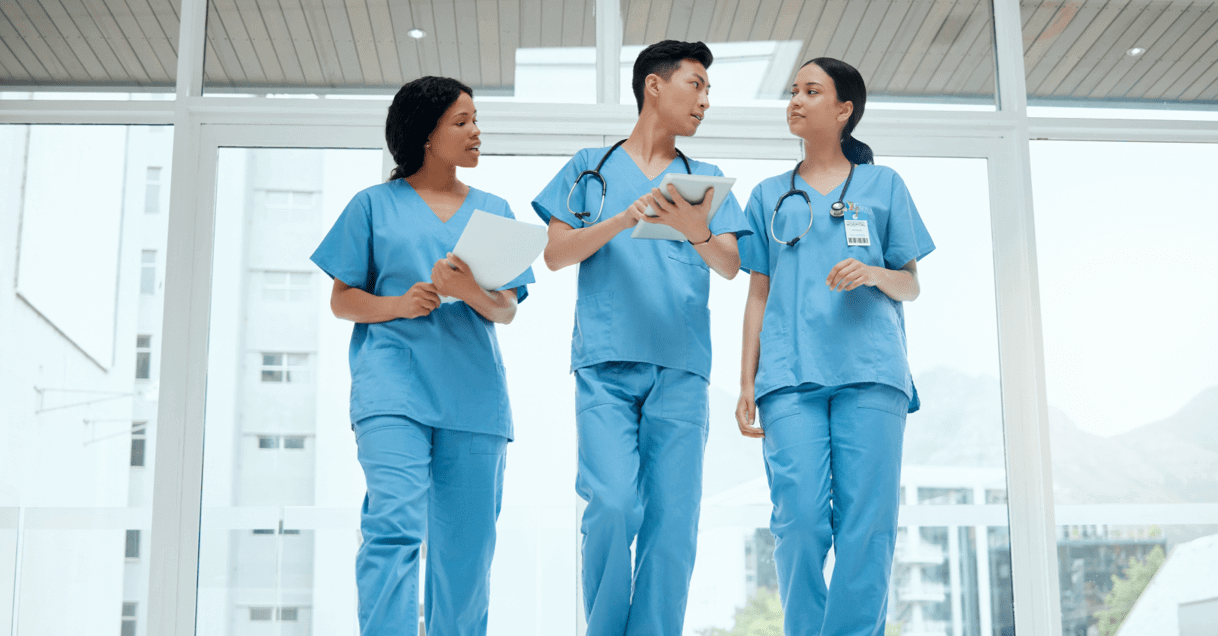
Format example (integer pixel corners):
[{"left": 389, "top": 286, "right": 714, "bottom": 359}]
[
  {"left": 532, "top": 145, "right": 750, "bottom": 380},
  {"left": 739, "top": 164, "right": 934, "bottom": 407},
  {"left": 310, "top": 180, "right": 533, "bottom": 440}
]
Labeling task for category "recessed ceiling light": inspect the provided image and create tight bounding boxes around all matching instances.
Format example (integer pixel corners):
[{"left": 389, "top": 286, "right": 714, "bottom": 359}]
[
  {"left": 408, "top": 29, "right": 426, "bottom": 39},
  {"left": 1127, "top": 47, "right": 1145, "bottom": 56}
]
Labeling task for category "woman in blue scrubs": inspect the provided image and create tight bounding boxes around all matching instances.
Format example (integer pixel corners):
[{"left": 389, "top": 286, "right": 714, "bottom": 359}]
[
  {"left": 310, "top": 76, "right": 532, "bottom": 636},
  {"left": 735, "top": 58, "right": 934, "bottom": 636}
]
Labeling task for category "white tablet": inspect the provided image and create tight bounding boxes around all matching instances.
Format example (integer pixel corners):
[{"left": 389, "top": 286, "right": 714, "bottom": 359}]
[{"left": 631, "top": 173, "right": 737, "bottom": 241}]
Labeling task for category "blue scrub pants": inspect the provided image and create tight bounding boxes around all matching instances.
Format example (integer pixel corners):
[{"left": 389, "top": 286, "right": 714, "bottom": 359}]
[
  {"left": 575, "top": 362, "right": 709, "bottom": 636},
  {"left": 757, "top": 384, "right": 908, "bottom": 636},
  {"left": 353, "top": 415, "right": 507, "bottom": 636}
]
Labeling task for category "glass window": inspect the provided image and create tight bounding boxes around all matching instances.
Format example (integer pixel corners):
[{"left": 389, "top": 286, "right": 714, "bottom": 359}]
[
  {"left": 140, "top": 250, "right": 156, "bottom": 294},
  {"left": 1032, "top": 140, "right": 1218, "bottom": 636},
  {"left": 200, "top": 148, "right": 383, "bottom": 636},
  {"left": 202, "top": 0, "right": 596, "bottom": 101},
  {"left": 619, "top": 0, "right": 998, "bottom": 108},
  {"left": 2, "top": 123, "right": 170, "bottom": 636},
  {"left": 145, "top": 167, "right": 162, "bottom": 214},
  {"left": 130, "top": 422, "right": 146, "bottom": 468},
  {"left": 1024, "top": 0, "right": 1218, "bottom": 111},
  {"left": 263, "top": 271, "right": 313, "bottom": 302},
  {"left": 260, "top": 353, "right": 308, "bottom": 382},
  {"left": 135, "top": 335, "right": 152, "bottom": 380},
  {"left": 125, "top": 530, "right": 140, "bottom": 560},
  {"left": 121, "top": 601, "right": 137, "bottom": 636}
]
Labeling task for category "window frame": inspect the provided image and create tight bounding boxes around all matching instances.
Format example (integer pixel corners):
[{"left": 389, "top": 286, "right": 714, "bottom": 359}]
[{"left": 4, "top": 1, "right": 1218, "bottom": 635}]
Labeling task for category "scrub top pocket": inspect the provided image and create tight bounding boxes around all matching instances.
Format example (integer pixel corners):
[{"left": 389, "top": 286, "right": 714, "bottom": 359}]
[{"left": 667, "top": 241, "right": 709, "bottom": 270}]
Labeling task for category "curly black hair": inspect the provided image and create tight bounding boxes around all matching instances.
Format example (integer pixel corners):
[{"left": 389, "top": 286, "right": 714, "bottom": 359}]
[
  {"left": 385, "top": 76, "right": 474, "bottom": 181},
  {"left": 631, "top": 40, "right": 714, "bottom": 114}
]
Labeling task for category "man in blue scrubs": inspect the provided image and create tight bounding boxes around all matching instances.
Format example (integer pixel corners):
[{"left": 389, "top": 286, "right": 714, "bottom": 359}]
[{"left": 533, "top": 40, "right": 748, "bottom": 636}]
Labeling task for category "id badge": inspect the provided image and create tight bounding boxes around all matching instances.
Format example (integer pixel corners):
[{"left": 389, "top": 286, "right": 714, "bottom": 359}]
[{"left": 845, "top": 219, "right": 870, "bottom": 246}]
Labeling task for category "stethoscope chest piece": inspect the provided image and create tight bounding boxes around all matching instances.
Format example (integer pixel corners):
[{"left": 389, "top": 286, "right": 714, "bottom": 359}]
[{"left": 771, "top": 161, "right": 855, "bottom": 246}]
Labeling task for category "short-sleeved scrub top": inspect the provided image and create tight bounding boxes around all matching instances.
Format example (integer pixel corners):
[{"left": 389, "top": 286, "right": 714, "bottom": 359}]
[
  {"left": 738, "top": 164, "right": 934, "bottom": 407},
  {"left": 310, "top": 181, "right": 534, "bottom": 440},
  {"left": 532, "top": 146, "right": 750, "bottom": 380}
]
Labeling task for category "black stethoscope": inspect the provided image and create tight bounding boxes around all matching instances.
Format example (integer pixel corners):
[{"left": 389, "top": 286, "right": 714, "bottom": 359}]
[
  {"left": 567, "top": 139, "right": 693, "bottom": 225},
  {"left": 770, "top": 160, "right": 855, "bottom": 246}
]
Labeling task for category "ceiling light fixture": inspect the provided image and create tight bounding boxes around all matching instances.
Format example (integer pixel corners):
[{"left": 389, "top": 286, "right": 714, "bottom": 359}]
[
  {"left": 408, "top": 29, "right": 426, "bottom": 39},
  {"left": 1127, "top": 47, "right": 1145, "bottom": 56}
]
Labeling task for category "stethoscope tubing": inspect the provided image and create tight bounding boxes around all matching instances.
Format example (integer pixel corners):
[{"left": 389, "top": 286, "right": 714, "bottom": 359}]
[
  {"left": 567, "top": 139, "right": 692, "bottom": 226},
  {"left": 770, "top": 160, "right": 855, "bottom": 247}
]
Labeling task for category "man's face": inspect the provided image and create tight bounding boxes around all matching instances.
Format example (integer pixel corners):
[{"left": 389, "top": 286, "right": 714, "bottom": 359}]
[{"left": 652, "top": 59, "right": 710, "bottom": 136}]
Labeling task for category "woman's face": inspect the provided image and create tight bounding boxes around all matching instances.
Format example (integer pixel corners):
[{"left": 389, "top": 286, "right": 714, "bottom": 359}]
[
  {"left": 425, "top": 91, "right": 481, "bottom": 169},
  {"left": 787, "top": 63, "right": 852, "bottom": 141}
]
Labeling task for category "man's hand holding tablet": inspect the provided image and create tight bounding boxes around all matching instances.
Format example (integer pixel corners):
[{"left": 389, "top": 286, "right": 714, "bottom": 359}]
[{"left": 632, "top": 174, "right": 737, "bottom": 241}]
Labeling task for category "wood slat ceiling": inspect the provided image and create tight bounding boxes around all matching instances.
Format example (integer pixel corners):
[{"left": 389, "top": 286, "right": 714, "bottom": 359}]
[{"left": 0, "top": 0, "right": 1215, "bottom": 103}]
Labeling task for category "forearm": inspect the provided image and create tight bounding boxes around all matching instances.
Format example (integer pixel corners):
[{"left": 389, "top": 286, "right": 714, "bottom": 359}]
[
  {"left": 544, "top": 216, "right": 629, "bottom": 270},
  {"left": 740, "top": 272, "right": 769, "bottom": 389},
  {"left": 693, "top": 232, "right": 741, "bottom": 280},
  {"left": 873, "top": 263, "right": 920, "bottom": 302},
  {"left": 331, "top": 285, "right": 403, "bottom": 323},
  {"left": 463, "top": 288, "right": 518, "bottom": 324}
]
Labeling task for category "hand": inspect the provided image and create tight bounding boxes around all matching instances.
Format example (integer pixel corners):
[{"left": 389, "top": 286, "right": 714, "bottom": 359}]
[
  {"left": 431, "top": 253, "right": 483, "bottom": 303},
  {"left": 614, "top": 193, "right": 653, "bottom": 229},
  {"left": 642, "top": 184, "right": 714, "bottom": 243},
  {"left": 398, "top": 282, "right": 441, "bottom": 319},
  {"left": 826, "top": 258, "right": 879, "bottom": 292},
  {"left": 736, "top": 387, "right": 764, "bottom": 439}
]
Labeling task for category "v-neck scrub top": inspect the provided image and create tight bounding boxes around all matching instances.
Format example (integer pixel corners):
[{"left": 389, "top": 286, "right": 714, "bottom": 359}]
[
  {"left": 532, "top": 145, "right": 750, "bottom": 380},
  {"left": 310, "top": 180, "right": 534, "bottom": 440},
  {"left": 738, "top": 164, "right": 934, "bottom": 405}
]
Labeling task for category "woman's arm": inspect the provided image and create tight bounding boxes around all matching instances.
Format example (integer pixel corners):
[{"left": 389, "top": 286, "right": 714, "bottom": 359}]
[
  {"left": 736, "top": 271, "right": 769, "bottom": 439},
  {"left": 330, "top": 278, "right": 440, "bottom": 322},
  {"left": 431, "top": 254, "right": 518, "bottom": 324},
  {"left": 825, "top": 258, "right": 920, "bottom": 302}
]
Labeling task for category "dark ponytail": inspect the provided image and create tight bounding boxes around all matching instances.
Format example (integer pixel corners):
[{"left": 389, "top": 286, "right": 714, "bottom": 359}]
[
  {"left": 803, "top": 57, "right": 873, "bottom": 165},
  {"left": 385, "top": 76, "right": 473, "bottom": 181}
]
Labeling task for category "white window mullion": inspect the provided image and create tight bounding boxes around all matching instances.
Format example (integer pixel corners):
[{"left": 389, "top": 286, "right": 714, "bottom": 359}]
[
  {"left": 594, "top": 0, "right": 622, "bottom": 105},
  {"left": 990, "top": 2, "right": 1063, "bottom": 635}
]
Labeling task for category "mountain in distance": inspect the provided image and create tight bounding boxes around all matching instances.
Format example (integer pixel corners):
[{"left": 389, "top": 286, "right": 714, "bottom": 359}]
[{"left": 706, "top": 368, "right": 1218, "bottom": 506}]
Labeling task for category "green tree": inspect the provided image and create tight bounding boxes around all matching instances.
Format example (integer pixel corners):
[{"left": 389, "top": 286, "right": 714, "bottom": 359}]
[
  {"left": 1093, "top": 545, "right": 1166, "bottom": 636},
  {"left": 697, "top": 589, "right": 903, "bottom": 636},
  {"left": 698, "top": 589, "right": 784, "bottom": 636}
]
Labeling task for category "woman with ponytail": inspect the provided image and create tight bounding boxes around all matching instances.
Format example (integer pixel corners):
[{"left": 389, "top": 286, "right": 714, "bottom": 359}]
[
  {"left": 310, "top": 76, "right": 533, "bottom": 636},
  {"left": 734, "top": 58, "right": 934, "bottom": 636}
]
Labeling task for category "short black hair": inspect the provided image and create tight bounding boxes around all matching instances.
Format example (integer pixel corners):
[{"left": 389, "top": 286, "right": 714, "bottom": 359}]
[
  {"left": 385, "top": 76, "right": 473, "bottom": 181},
  {"left": 631, "top": 40, "right": 713, "bottom": 113}
]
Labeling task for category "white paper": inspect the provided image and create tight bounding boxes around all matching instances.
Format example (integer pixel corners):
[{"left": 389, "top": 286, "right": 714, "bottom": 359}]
[{"left": 439, "top": 210, "right": 549, "bottom": 303}]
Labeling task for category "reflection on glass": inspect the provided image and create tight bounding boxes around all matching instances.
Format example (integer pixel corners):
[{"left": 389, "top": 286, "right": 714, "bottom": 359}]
[
  {"left": 1033, "top": 140, "right": 1218, "bottom": 636},
  {"left": 621, "top": 0, "right": 998, "bottom": 106},
  {"left": 0, "top": 124, "right": 172, "bottom": 636}
]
